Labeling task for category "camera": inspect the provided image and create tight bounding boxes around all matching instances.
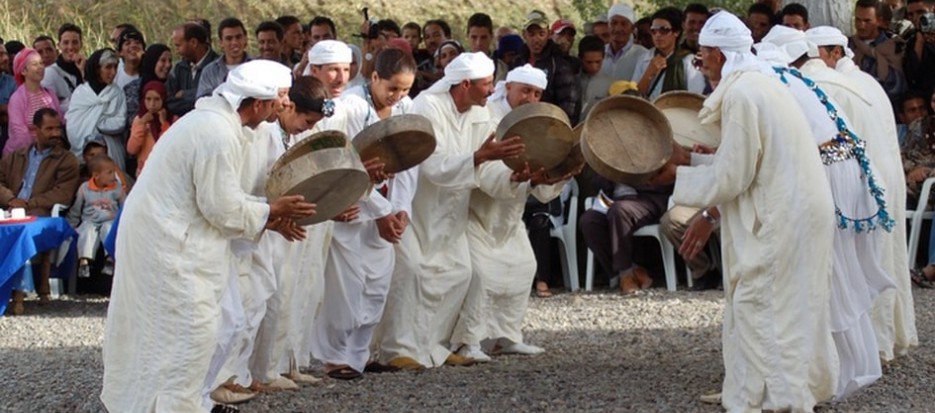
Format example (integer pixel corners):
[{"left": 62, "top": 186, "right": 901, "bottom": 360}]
[{"left": 921, "top": 12, "right": 935, "bottom": 34}]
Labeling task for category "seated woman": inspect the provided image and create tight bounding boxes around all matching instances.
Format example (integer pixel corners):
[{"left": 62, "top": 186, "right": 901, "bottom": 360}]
[
  {"left": 3, "top": 48, "right": 62, "bottom": 155},
  {"left": 65, "top": 48, "right": 127, "bottom": 171},
  {"left": 903, "top": 91, "right": 935, "bottom": 287}
]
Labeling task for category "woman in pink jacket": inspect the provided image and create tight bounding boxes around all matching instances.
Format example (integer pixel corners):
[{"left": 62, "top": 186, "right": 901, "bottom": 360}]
[{"left": 3, "top": 48, "right": 63, "bottom": 155}]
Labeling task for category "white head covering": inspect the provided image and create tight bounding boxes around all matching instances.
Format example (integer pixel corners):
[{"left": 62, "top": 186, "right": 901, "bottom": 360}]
[
  {"left": 608, "top": 3, "right": 636, "bottom": 23},
  {"left": 214, "top": 60, "right": 292, "bottom": 109},
  {"left": 698, "top": 11, "right": 761, "bottom": 80},
  {"left": 806, "top": 26, "right": 854, "bottom": 58},
  {"left": 308, "top": 40, "right": 353, "bottom": 66},
  {"left": 753, "top": 42, "right": 791, "bottom": 67},
  {"left": 761, "top": 25, "right": 818, "bottom": 64},
  {"left": 490, "top": 64, "right": 549, "bottom": 101},
  {"left": 425, "top": 52, "right": 495, "bottom": 94}
]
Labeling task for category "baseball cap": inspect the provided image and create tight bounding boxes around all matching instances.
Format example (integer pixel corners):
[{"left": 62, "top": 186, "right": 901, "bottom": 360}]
[
  {"left": 551, "top": 19, "right": 576, "bottom": 35},
  {"left": 523, "top": 10, "right": 549, "bottom": 30}
]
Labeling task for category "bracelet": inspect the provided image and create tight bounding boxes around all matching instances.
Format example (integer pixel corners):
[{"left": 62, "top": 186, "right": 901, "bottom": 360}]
[{"left": 701, "top": 209, "right": 718, "bottom": 225}]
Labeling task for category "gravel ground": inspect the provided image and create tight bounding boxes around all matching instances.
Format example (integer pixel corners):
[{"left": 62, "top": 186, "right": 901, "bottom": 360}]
[{"left": 1, "top": 287, "right": 933, "bottom": 413}]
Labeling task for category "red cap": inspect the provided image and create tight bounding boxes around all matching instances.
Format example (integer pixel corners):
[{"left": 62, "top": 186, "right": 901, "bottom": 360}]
[{"left": 551, "top": 19, "right": 576, "bottom": 35}]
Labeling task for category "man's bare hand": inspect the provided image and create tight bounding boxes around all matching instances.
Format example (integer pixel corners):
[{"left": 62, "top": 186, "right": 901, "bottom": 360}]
[
  {"left": 267, "top": 218, "right": 308, "bottom": 241},
  {"left": 376, "top": 214, "right": 402, "bottom": 243},
  {"left": 363, "top": 157, "right": 393, "bottom": 183},
  {"left": 332, "top": 205, "right": 361, "bottom": 222},
  {"left": 7, "top": 198, "right": 28, "bottom": 208},
  {"left": 908, "top": 166, "right": 931, "bottom": 183},
  {"left": 269, "top": 195, "right": 316, "bottom": 221},
  {"left": 475, "top": 133, "right": 525, "bottom": 166},
  {"left": 679, "top": 212, "right": 715, "bottom": 261}
]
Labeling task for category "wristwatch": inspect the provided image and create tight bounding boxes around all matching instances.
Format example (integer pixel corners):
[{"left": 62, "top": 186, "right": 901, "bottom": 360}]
[{"left": 701, "top": 209, "right": 718, "bottom": 225}]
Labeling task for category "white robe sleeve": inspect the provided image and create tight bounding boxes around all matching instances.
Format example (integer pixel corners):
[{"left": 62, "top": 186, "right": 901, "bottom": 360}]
[
  {"left": 530, "top": 181, "right": 566, "bottom": 204},
  {"left": 673, "top": 101, "right": 761, "bottom": 208},
  {"left": 358, "top": 189, "right": 393, "bottom": 221},
  {"left": 412, "top": 103, "right": 479, "bottom": 190},
  {"left": 388, "top": 167, "right": 419, "bottom": 215},
  {"left": 476, "top": 162, "right": 526, "bottom": 200},
  {"left": 684, "top": 55, "right": 707, "bottom": 95},
  {"left": 691, "top": 153, "right": 717, "bottom": 166},
  {"left": 192, "top": 133, "right": 270, "bottom": 240}
]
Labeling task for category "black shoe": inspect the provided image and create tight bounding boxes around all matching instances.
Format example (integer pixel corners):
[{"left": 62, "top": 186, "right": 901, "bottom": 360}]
[
  {"left": 211, "top": 405, "right": 239, "bottom": 413},
  {"left": 692, "top": 269, "right": 721, "bottom": 291}
]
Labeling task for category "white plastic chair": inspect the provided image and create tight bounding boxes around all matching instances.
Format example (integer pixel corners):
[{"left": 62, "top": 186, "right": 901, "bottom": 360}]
[
  {"left": 49, "top": 203, "right": 76, "bottom": 297},
  {"left": 548, "top": 180, "right": 580, "bottom": 291},
  {"left": 582, "top": 197, "right": 686, "bottom": 292},
  {"left": 907, "top": 177, "right": 935, "bottom": 267}
]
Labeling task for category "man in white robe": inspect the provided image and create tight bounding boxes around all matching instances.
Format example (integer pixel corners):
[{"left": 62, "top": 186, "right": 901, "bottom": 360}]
[
  {"left": 760, "top": 26, "right": 896, "bottom": 398},
  {"left": 663, "top": 12, "right": 838, "bottom": 412},
  {"left": 806, "top": 26, "right": 919, "bottom": 362},
  {"left": 450, "top": 65, "right": 569, "bottom": 361},
  {"left": 101, "top": 61, "right": 316, "bottom": 413},
  {"left": 375, "top": 53, "right": 525, "bottom": 370}
]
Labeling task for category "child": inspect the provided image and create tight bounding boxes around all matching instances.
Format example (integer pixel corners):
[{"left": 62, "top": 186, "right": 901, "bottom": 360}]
[
  {"left": 68, "top": 155, "right": 126, "bottom": 278},
  {"left": 128, "top": 80, "right": 171, "bottom": 177}
]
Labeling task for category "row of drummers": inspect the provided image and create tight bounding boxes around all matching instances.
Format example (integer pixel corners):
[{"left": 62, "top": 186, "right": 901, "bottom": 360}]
[{"left": 270, "top": 90, "right": 713, "bottom": 213}]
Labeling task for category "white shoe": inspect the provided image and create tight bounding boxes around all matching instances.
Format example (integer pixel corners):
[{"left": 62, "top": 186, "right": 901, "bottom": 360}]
[
  {"left": 499, "top": 341, "right": 545, "bottom": 355},
  {"left": 699, "top": 392, "right": 722, "bottom": 404},
  {"left": 264, "top": 376, "right": 299, "bottom": 391},
  {"left": 457, "top": 345, "right": 492, "bottom": 362}
]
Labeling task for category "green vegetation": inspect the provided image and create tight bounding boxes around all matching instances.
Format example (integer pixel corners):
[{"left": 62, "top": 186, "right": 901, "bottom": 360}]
[{"left": 2, "top": 0, "right": 752, "bottom": 53}]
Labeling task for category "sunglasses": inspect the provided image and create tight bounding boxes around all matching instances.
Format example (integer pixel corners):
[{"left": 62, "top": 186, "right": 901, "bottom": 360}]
[{"left": 650, "top": 26, "right": 673, "bottom": 35}]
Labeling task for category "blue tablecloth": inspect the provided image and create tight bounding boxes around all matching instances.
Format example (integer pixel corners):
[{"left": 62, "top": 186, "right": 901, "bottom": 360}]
[{"left": 0, "top": 217, "right": 77, "bottom": 315}]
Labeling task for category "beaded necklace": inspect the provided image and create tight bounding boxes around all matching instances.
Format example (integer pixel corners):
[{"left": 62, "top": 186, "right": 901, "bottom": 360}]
[{"left": 773, "top": 66, "right": 895, "bottom": 233}]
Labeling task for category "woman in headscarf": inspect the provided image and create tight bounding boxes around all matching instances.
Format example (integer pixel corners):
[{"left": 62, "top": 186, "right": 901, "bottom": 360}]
[
  {"left": 435, "top": 40, "right": 464, "bottom": 72},
  {"left": 65, "top": 48, "right": 128, "bottom": 171},
  {"left": 3, "top": 48, "right": 63, "bottom": 155},
  {"left": 124, "top": 44, "right": 172, "bottom": 130},
  {"left": 346, "top": 44, "right": 366, "bottom": 90},
  {"left": 127, "top": 80, "right": 172, "bottom": 176}
]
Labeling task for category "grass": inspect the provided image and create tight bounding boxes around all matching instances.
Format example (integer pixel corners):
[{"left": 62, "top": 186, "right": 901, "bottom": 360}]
[{"left": 1, "top": 0, "right": 592, "bottom": 53}]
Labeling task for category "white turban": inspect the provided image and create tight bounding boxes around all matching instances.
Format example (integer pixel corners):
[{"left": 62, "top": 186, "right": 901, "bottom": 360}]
[
  {"left": 761, "top": 25, "right": 817, "bottom": 64},
  {"left": 215, "top": 60, "right": 292, "bottom": 109},
  {"left": 506, "top": 64, "right": 548, "bottom": 90},
  {"left": 607, "top": 3, "right": 635, "bottom": 23},
  {"left": 490, "top": 64, "right": 549, "bottom": 101},
  {"left": 753, "top": 42, "right": 791, "bottom": 67},
  {"left": 699, "top": 11, "right": 753, "bottom": 53},
  {"left": 425, "top": 52, "right": 496, "bottom": 94},
  {"left": 699, "top": 11, "right": 762, "bottom": 80},
  {"left": 308, "top": 40, "right": 353, "bottom": 66},
  {"left": 806, "top": 26, "right": 854, "bottom": 58}
]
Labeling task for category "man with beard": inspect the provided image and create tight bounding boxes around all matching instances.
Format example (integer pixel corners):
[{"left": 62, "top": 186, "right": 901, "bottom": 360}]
[
  {"left": 255, "top": 22, "right": 285, "bottom": 63},
  {"left": 377, "top": 52, "right": 525, "bottom": 370},
  {"left": 602, "top": 3, "right": 648, "bottom": 82},
  {"left": 100, "top": 61, "right": 314, "bottom": 413},
  {"left": 1, "top": 108, "right": 80, "bottom": 315},
  {"left": 512, "top": 10, "right": 580, "bottom": 123}
]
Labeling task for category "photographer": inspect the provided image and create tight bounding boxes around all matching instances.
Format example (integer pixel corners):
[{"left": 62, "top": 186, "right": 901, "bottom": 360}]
[{"left": 905, "top": 1, "right": 935, "bottom": 98}]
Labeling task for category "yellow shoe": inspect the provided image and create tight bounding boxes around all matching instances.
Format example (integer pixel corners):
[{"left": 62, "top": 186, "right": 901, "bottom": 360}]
[
  {"left": 387, "top": 356, "right": 426, "bottom": 371},
  {"left": 264, "top": 377, "right": 299, "bottom": 391},
  {"left": 444, "top": 353, "right": 475, "bottom": 367},
  {"left": 285, "top": 371, "right": 321, "bottom": 384},
  {"left": 209, "top": 386, "right": 256, "bottom": 404}
]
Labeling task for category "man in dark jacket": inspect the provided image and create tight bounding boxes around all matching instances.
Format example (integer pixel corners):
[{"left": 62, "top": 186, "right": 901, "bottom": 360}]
[
  {"left": 166, "top": 22, "right": 219, "bottom": 117},
  {"left": 512, "top": 10, "right": 581, "bottom": 125},
  {"left": 0, "top": 108, "right": 80, "bottom": 313}
]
